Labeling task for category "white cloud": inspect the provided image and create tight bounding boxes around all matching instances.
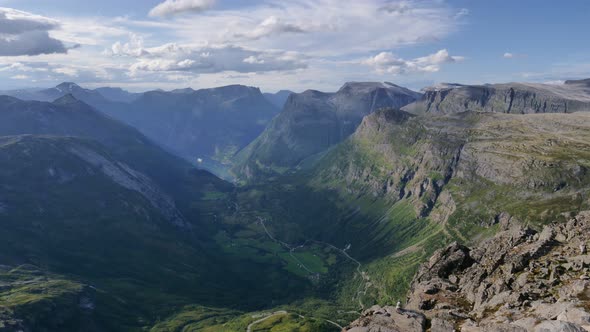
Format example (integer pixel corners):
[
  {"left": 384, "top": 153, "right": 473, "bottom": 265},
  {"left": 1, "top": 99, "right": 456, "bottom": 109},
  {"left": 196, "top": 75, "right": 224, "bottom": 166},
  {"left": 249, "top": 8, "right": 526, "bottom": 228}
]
[
  {"left": 149, "top": 0, "right": 215, "bottom": 17},
  {"left": 243, "top": 56, "right": 265, "bottom": 64},
  {"left": 52, "top": 66, "right": 78, "bottom": 77},
  {"left": 379, "top": 2, "right": 412, "bottom": 15},
  {"left": 503, "top": 52, "right": 528, "bottom": 59},
  {"left": 363, "top": 49, "right": 464, "bottom": 75},
  {"left": 0, "top": 1, "right": 469, "bottom": 91},
  {"left": 0, "top": 62, "right": 48, "bottom": 72},
  {"left": 0, "top": 58, "right": 118, "bottom": 84},
  {"left": 0, "top": 7, "right": 68, "bottom": 56},
  {"left": 10, "top": 74, "right": 28, "bottom": 79},
  {"left": 160, "top": 0, "right": 461, "bottom": 56},
  {"left": 106, "top": 34, "right": 148, "bottom": 56},
  {"left": 233, "top": 16, "right": 309, "bottom": 40},
  {"left": 125, "top": 43, "right": 307, "bottom": 75},
  {"left": 54, "top": 17, "right": 130, "bottom": 46}
]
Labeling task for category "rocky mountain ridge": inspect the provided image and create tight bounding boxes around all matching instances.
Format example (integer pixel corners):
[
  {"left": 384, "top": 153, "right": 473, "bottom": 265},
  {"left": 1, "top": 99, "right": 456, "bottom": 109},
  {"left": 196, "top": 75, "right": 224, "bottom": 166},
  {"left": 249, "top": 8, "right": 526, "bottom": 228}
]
[
  {"left": 345, "top": 211, "right": 590, "bottom": 331},
  {"left": 312, "top": 108, "right": 590, "bottom": 226},
  {"left": 403, "top": 81, "right": 590, "bottom": 115}
]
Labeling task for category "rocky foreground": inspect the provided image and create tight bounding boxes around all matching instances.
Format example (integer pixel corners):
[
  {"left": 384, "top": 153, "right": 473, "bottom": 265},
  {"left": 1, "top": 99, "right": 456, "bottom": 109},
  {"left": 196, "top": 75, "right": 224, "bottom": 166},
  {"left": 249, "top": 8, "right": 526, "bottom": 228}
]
[{"left": 345, "top": 212, "right": 590, "bottom": 331}]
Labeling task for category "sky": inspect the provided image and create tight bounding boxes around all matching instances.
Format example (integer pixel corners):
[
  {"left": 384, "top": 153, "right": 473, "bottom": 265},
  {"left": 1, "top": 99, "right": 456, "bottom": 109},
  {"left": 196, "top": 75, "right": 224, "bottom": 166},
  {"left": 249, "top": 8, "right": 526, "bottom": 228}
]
[{"left": 0, "top": 0, "right": 588, "bottom": 92}]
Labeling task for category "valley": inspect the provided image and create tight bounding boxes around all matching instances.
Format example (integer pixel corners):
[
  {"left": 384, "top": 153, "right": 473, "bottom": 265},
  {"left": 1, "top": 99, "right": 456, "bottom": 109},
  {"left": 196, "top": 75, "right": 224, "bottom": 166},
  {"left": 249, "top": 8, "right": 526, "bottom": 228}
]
[
  {"left": 1, "top": 1, "right": 589, "bottom": 331},
  {"left": 1, "top": 78, "right": 590, "bottom": 331}
]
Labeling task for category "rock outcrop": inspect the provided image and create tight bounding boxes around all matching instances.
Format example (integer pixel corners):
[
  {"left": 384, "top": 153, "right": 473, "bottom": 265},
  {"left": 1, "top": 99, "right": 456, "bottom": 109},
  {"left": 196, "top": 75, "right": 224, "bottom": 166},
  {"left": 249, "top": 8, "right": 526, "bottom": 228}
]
[
  {"left": 345, "top": 211, "right": 590, "bottom": 331},
  {"left": 403, "top": 81, "right": 590, "bottom": 115},
  {"left": 345, "top": 305, "right": 426, "bottom": 332}
]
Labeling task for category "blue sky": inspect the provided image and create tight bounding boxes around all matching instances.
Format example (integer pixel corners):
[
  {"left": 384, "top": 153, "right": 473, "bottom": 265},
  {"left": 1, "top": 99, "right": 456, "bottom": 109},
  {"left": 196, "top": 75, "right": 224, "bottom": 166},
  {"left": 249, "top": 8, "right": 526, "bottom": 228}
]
[{"left": 0, "top": 0, "right": 588, "bottom": 92}]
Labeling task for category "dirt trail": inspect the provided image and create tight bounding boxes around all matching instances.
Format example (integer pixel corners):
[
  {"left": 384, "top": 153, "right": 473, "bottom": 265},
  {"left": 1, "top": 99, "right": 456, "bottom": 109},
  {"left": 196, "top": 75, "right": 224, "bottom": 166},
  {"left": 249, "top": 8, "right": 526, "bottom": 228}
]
[{"left": 246, "top": 311, "right": 287, "bottom": 332}]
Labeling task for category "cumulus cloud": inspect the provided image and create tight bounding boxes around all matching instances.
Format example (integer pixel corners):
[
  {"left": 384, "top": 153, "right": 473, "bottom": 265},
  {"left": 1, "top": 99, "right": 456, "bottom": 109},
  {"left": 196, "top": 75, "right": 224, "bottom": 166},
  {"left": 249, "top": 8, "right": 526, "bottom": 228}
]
[
  {"left": 106, "top": 34, "right": 149, "bottom": 56},
  {"left": 0, "top": 60, "right": 116, "bottom": 83},
  {"left": 167, "top": 0, "right": 462, "bottom": 56},
  {"left": 125, "top": 43, "right": 307, "bottom": 75},
  {"left": 0, "top": 1, "right": 469, "bottom": 90},
  {"left": 0, "top": 7, "right": 68, "bottom": 56},
  {"left": 149, "top": 0, "right": 215, "bottom": 17},
  {"left": 233, "top": 16, "right": 309, "bottom": 40},
  {"left": 363, "top": 49, "right": 464, "bottom": 75}
]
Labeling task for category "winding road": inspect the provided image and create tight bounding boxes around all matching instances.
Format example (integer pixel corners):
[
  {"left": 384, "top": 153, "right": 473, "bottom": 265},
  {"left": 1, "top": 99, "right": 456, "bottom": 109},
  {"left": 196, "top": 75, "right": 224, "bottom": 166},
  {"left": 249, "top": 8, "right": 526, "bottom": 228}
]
[
  {"left": 256, "top": 217, "right": 370, "bottom": 310},
  {"left": 246, "top": 311, "right": 288, "bottom": 332}
]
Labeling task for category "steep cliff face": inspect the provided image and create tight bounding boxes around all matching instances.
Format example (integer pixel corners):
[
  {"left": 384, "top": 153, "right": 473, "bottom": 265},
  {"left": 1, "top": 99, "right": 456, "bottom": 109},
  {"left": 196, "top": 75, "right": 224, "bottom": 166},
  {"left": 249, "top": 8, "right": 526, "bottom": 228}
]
[
  {"left": 345, "top": 211, "right": 590, "bottom": 332},
  {"left": 403, "top": 81, "right": 590, "bottom": 115},
  {"left": 232, "top": 82, "right": 421, "bottom": 181},
  {"left": 312, "top": 109, "right": 590, "bottom": 225}
]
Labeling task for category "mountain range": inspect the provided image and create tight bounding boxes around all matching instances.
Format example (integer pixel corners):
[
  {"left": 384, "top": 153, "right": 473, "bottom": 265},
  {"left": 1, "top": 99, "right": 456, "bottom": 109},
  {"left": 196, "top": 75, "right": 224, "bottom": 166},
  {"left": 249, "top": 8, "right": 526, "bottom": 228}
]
[
  {"left": 232, "top": 82, "right": 422, "bottom": 181},
  {"left": 404, "top": 78, "right": 590, "bottom": 115},
  {"left": 102, "top": 85, "right": 281, "bottom": 178},
  {"left": 0, "top": 83, "right": 283, "bottom": 179},
  {"left": 1, "top": 78, "right": 590, "bottom": 331}
]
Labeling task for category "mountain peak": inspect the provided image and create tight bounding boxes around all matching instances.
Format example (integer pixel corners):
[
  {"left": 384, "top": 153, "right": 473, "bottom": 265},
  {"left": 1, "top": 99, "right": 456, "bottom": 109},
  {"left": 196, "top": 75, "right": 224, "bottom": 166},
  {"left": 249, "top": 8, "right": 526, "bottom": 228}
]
[
  {"left": 210, "top": 84, "right": 262, "bottom": 95},
  {"left": 52, "top": 93, "right": 80, "bottom": 105},
  {"left": 55, "top": 82, "right": 82, "bottom": 92},
  {"left": 338, "top": 81, "right": 387, "bottom": 91},
  {"left": 338, "top": 81, "right": 421, "bottom": 98},
  {"left": 171, "top": 88, "right": 195, "bottom": 94}
]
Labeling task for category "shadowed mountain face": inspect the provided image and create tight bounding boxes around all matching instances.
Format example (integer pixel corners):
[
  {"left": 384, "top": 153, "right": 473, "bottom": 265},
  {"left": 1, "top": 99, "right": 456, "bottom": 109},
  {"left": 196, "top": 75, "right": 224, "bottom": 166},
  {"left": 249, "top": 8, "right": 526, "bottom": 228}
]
[
  {"left": 0, "top": 94, "right": 198, "bottom": 195},
  {"left": 232, "top": 82, "right": 422, "bottom": 181},
  {"left": 94, "top": 87, "right": 140, "bottom": 103},
  {"left": 263, "top": 89, "right": 294, "bottom": 108},
  {"left": 96, "top": 84, "right": 281, "bottom": 178},
  {"left": 0, "top": 94, "right": 233, "bottom": 229},
  {"left": 403, "top": 81, "right": 590, "bottom": 114},
  {"left": 0, "top": 83, "right": 282, "bottom": 178},
  {"left": 0, "top": 95, "right": 312, "bottom": 330}
]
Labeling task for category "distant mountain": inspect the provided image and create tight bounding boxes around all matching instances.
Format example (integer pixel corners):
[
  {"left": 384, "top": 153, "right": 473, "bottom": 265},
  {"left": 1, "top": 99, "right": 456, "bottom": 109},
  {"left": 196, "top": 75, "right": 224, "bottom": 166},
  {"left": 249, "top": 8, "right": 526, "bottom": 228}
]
[
  {"left": 263, "top": 90, "right": 294, "bottom": 108},
  {"left": 0, "top": 83, "right": 282, "bottom": 178},
  {"left": 94, "top": 86, "right": 140, "bottom": 103},
  {"left": 0, "top": 94, "right": 232, "bottom": 209},
  {"left": 232, "top": 82, "right": 421, "bottom": 181},
  {"left": 0, "top": 82, "right": 132, "bottom": 105},
  {"left": 403, "top": 80, "right": 590, "bottom": 114},
  {"left": 565, "top": 78, "right": 590, "bottom": 86},
  {"left": 99, "top": 84, "right": 281, "bottom": 178},
  {"left": 0, "top": 87, "right": 46, "bottom": 101}
]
